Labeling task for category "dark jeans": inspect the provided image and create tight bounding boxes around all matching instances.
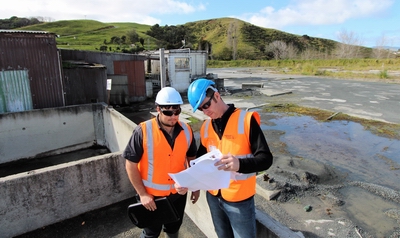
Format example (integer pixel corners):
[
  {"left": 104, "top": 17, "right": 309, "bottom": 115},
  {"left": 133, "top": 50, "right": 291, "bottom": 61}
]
[
  {"left": 206, "top": 192, "right": 256, "bottom": 238},
  {"left": 140, "top": 193, "right": 187, "bottom": 238}
]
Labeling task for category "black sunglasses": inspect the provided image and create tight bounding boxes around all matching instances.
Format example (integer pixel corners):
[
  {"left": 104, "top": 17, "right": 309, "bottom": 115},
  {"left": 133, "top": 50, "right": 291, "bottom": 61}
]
[
  {"left": 198, "top": 93, "right": 215, "bottom": 111},
  {"left": 160, "top": 107, "right": 181, "bottom": 116}
]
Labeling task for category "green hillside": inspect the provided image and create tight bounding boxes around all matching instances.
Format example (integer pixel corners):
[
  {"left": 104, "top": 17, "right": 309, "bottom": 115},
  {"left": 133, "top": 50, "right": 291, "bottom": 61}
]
[
  {"left": 19, "top": 19, "right": 156, "bottom": 52},
  {"left": 185, "top": 17, "right": 340, "bottom": 59},
  {"left": 18, "top": 17, "right": 373, "bottom": 59}
]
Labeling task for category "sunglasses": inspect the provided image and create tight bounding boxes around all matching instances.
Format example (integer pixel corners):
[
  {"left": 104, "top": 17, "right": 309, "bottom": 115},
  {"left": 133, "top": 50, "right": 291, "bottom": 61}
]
[
  {"left": 160, "top": 107, "right": 181, "bottom": 116},
  {"left": 198, "top": 93, "right": 215, "bottom": 111}
]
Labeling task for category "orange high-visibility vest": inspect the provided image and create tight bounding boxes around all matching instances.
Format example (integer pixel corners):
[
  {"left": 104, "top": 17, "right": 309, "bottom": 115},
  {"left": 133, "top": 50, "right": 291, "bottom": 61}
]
[
  {"left": 201, "top": 109, "right": 260, "bottom": 202},
  {"left": 139, "top": 118, "right": 193, "bottom": 196}
]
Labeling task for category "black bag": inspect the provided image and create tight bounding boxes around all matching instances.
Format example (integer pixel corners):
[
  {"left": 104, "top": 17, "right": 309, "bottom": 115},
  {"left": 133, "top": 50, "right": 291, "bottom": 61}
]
[{"left": 127, "top": 197, "right": 180, "bottom": 228}]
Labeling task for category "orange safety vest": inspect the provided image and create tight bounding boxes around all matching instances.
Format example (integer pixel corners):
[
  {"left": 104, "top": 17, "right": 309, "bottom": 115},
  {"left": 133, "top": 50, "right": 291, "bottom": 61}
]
[
  {"left": 200, "top": 109, "right": 260, "bottom": 202},
  {"left": 139, "top": 118, "right": 193, "bottom": 196}
]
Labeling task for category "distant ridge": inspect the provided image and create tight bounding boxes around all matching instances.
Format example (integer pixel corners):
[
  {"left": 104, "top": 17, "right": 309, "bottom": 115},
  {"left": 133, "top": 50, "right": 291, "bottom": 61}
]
[
  {"left": 16, "top": 17, "right": 374, "bottom": 59},
  {"left": 373, "top": 46, "right": 400, "bottom": 51}
]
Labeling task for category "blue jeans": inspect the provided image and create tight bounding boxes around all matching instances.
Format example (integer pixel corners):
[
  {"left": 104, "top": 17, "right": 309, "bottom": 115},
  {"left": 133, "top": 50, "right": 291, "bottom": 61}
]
[{"left": 206, "top": 192, "right": 256, "bottom": 238}]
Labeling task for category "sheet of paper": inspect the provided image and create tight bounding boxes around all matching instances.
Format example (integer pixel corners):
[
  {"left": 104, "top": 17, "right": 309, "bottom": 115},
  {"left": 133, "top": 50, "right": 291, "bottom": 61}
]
[{"left": 168, "top": 149, "right": 231, "bottom": 191}]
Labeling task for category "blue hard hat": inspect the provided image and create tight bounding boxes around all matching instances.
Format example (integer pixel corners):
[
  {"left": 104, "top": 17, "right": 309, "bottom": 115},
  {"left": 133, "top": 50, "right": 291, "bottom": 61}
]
[{"left": 188, "top": 78, "right": 215, "bottom": 112}]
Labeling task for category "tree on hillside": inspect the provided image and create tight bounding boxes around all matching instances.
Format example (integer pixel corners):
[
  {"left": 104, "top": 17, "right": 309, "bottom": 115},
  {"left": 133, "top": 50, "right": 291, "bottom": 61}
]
[
  {"left": 266, "top": 41, "right": 299, "bottom": 60},
  {"left": 373, "top": 34, "right": 394, "bottom": 59},
  {"left": 335, "top": 29, "right": 363, "bottom": 58},
  {"left": 121, "top": 36, "right": 126, "bottom": 44},
  {"left": 0, "top": 16, "right": 43, "bottom": 29},
  {"left": 127, "top": 29, "right": 139, "bottom": 44},
  {"left": 147, "top": 24, "right": 164, "bottom": 39},
  {"left": 110, "top": 36, "right": 122, "bottom": 45},
  {"left": 241, "top": 23, "right": 268, "bottom": 49},
  {"left": 219, "top": 47, "right": 233, "bottom": 60},
  {"left": 146, "top": 24, "right": 195, "bottom": 49}
]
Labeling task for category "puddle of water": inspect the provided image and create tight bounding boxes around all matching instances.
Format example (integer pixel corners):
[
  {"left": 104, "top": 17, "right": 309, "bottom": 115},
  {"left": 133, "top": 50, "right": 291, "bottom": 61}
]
[
  {"left": 261, "top": 114, "right": 400, "bottom": 192},
  {"left": 260, "top": 113, "right": 400, "bottom": 236},
  {"left": 340, "top": 186, "right": 399, "bottom": 237}
]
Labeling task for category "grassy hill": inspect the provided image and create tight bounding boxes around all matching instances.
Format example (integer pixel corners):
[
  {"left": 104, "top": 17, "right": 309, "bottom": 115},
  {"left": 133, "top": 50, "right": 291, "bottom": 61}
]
[
  {"left": 19, "top": 19, "right": 156, "bottom": 51},
  {"left": 18, "top": 17, "right": 373, "bottom": 59},
  {"left": 185, "top": 17, "right": 343, "bottom": 59}
]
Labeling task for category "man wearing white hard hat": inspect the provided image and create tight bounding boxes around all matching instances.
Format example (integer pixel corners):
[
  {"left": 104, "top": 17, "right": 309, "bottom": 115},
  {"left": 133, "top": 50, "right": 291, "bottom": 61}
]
[{"left": 123, "top": 87, "right": 199, "bottom": 238}]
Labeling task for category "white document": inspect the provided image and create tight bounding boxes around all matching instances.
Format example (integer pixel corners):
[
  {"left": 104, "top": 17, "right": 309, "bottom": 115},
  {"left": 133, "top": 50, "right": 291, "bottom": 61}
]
[{"left": 168, "top": 149, "right": 231, "bottom": 191}]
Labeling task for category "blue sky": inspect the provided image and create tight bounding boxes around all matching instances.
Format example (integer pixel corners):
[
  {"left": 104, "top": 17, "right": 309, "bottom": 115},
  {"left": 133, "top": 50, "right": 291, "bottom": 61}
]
[{"left": 1, "top": 0, "right": 399, "bottom": 47}]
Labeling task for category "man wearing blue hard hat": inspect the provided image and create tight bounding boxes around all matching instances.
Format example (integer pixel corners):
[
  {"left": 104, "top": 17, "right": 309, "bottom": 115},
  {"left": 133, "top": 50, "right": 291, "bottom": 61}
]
[{"left": 188, "top": 78, "right": 273, "bottom": 238}]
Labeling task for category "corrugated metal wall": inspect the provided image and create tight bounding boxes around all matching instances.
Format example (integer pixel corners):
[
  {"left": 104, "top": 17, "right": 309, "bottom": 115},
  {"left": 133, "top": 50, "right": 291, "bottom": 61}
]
[
  {"left": 61, "top": 50, "right": 147, "bottom": 103},
  {"left": 113, "top": 61, "right": 146, "bottom": 102},
  {"left": 191, "top": 52, "right": 207, "bottom": 77},
  {"left": 60, "top": 50, "right": 146, "bottom": 75},
  {"left": 0, "top": 69, "right": 33, "bottom": 113},
  {"left": 0, "top": 31, "right": 65, "bottom": 110},
  {"left": 63, "top": 65, "right": 107, "bottom": 105},
  {"left": 108, "top": 75, "right": 129, "bottom": 105}
]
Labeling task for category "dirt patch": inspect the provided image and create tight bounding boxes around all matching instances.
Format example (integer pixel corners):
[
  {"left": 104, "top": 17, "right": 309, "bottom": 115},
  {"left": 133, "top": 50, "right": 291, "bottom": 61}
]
[{"left": 242, "top": 95, "right": 400, "bottom": 237}]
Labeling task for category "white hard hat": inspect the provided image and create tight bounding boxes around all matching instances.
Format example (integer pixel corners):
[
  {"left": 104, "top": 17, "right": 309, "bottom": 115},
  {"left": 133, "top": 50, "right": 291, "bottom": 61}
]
[{"left": 155, "top": 87, "right": 183, "bottom": 105}]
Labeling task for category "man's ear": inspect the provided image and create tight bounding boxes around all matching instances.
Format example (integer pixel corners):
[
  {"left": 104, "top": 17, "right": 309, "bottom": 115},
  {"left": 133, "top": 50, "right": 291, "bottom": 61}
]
[{"left": 214, "top": 91, "right": 220, "bottom": 100}]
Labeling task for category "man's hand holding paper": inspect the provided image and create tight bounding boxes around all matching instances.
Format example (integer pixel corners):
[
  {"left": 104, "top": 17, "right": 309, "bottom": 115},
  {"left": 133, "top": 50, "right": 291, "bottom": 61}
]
[{"left": 169, "top": 149, "right": 230, "bottom": 191}]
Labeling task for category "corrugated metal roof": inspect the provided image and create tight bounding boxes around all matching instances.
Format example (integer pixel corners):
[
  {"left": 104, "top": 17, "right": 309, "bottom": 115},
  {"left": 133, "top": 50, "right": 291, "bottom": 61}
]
[{"left": 0, "top": 29, "right": 52, "bottom": 34}]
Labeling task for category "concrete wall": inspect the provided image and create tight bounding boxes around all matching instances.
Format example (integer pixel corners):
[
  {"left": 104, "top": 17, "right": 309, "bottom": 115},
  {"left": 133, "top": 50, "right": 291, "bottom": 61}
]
[
  {"left": 0, "top": 153, "right": 135, "bottom": 238},
  {"left": 102, "top": 106, "right": 136, "bottom": 153},
  {"left": 0, "top": 103, "right": 135, "bottom": 164},
  {"left": 0, "top": 103, "right": 137, "bottom": 237},
  {"left": 0, "top": 105, "right": 97, "bottom": 164}
]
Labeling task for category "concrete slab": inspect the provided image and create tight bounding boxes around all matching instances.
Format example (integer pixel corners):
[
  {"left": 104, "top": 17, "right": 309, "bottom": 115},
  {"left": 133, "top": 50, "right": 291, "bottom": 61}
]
[
  {"left": 260, "top": 88, "right": 293, "bottom": 97},
  {"left": 180, "top": 104, "right": 210, "bottom": 121}
]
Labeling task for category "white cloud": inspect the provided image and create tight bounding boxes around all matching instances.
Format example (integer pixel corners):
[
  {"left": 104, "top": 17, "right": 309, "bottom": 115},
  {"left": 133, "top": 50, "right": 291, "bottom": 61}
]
[
  {"left": 0, "top": 0, "right": 205, "bottom": 24},
  {"left": 238, "top": 0, "right": 394, "bottom": 29}
]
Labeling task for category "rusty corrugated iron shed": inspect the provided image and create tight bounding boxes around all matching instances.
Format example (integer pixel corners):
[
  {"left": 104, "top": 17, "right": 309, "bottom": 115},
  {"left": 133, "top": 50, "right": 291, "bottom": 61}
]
[
  {"left": 63, "top": 60, "right": 108, "bottom": 105},
  {"left": 114, "top": 60, "right": 146, "bottom": 102},
  {"left": 0, "top": 30, "right": 64, "bottom": 111}
]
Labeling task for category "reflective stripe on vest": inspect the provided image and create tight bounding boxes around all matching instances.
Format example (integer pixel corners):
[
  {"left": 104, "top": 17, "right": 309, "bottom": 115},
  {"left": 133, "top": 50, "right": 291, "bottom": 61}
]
[
  {"left": 204, "top": 110, "right": 255, "bottom": 181},
  {"left": 142, "top": 119, "right": 191, "bottom": 193},
  {"left": 202, "top": 109, "right": 257, "bottom": 201}
]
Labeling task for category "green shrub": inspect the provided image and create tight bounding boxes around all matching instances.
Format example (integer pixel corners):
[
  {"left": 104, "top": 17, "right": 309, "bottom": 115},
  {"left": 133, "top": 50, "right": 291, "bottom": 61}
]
[{"left": 379, "top": 70, "right": 389, "bottom": 79}]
